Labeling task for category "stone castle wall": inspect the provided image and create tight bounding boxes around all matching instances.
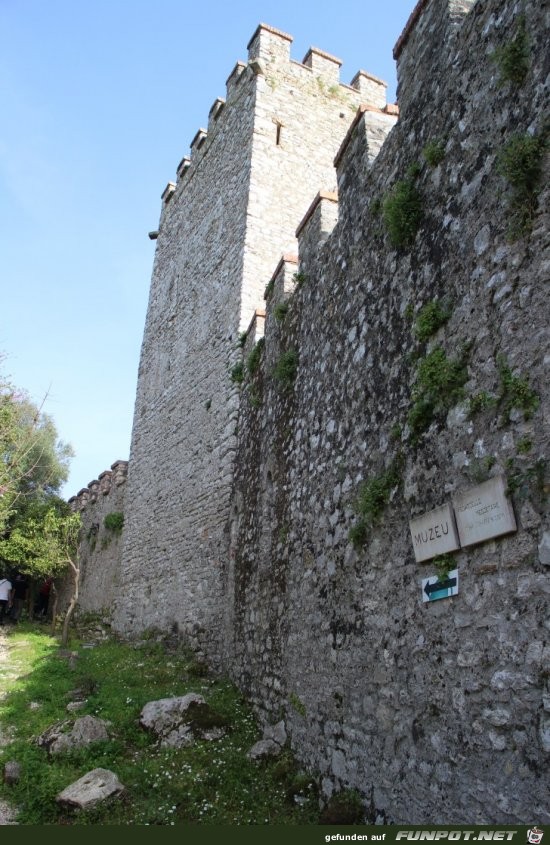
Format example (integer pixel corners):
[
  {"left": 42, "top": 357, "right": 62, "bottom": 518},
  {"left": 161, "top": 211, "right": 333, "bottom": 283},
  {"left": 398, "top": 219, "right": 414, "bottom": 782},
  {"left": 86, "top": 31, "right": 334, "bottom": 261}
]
[
  {"left": 112, "top": 24, "right": 396, "bottom": 659},
  {"left": 75, "top": 0, "right": 549, "bottom": 824},
  {"left": 226, "top": 0, "right": 549, "bottom": 824},
  {"left": 63, "top": 461, "right": 127, "bottom": 615}
]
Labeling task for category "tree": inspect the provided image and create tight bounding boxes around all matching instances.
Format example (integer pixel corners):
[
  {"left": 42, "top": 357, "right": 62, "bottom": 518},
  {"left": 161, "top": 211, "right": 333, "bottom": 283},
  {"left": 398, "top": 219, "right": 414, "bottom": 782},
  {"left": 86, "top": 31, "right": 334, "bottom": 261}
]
[
  {"left": 0, "top": 500, "right": 81, "bottom": 645},
  {"left": 1, "top": 363, "right": 77, "bottom": 643},
  {"left": 0, "top": 368, "right": 73, "bottom": 532}
]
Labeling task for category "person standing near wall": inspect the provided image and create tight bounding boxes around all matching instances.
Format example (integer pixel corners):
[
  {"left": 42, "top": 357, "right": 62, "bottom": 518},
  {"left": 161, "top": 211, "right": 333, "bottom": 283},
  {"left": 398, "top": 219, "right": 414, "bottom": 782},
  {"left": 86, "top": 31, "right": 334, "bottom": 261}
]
[
  {"left": 0, "top": 575, "right": 13, "bottom": 625},
  {"left": 10, "top": 573, "right": 28, "bottom": 622}
]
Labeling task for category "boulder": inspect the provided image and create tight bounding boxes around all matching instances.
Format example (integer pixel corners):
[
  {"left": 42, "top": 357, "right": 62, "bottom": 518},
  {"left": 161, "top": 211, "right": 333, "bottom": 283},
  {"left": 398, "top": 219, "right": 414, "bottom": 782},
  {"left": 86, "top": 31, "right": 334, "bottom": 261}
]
[
  {"left": 56, "top": 768, "right": 124, "bottom": 810},
  {"left": 139, "top": 693, "right": 227, "bottom": 748},
  {"left": 38, "top": 715, "right": 109, "bottom": 756}
]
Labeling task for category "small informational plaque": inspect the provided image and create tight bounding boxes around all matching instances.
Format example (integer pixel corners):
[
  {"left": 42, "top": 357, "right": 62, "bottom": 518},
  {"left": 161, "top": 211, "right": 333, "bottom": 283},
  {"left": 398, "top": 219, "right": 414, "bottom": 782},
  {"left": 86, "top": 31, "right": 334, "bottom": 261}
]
[
  {"left": 422, "top": 569, "right": 459, "bottom": 603},
  {"left": 409, "top": 503, "right": 460, "bottom": 563},
  {"left": 452, "top": 475, "right": 516, "bottom": 548}
]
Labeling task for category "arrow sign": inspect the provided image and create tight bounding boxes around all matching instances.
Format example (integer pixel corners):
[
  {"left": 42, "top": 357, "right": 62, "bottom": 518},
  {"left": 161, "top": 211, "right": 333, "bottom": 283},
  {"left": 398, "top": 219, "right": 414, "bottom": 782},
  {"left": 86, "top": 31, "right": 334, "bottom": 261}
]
[
  {"left": 424, "top": 576, "right": 457, "bottom": 597},
  {"left": 422, "top": 569, "right": 459, "bottom": 603}
]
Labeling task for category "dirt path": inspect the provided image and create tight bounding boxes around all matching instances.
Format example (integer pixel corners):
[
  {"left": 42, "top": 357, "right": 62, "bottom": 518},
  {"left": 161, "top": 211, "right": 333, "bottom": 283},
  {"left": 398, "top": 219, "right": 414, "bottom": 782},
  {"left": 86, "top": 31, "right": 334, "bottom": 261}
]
[{"left": 0, "top": 627, "right": 18, "bottom": 824}]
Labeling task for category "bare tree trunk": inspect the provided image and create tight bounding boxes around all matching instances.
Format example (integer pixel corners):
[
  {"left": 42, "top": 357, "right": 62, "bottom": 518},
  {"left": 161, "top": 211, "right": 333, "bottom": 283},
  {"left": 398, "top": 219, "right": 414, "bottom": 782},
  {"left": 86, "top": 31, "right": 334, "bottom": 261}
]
[
  {"left": 61, "top": 560, "right": 79, "bottom": 647},
  {"left": 50, "top": 582, "right": 58, "bottom": 636}
]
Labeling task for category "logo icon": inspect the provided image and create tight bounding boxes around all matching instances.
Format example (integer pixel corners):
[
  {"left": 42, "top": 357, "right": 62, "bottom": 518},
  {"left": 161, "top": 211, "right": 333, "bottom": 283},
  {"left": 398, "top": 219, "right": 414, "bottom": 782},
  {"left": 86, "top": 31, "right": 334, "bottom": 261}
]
[{"left": 527, "top": 828, "right": 544, "bottom": 845}]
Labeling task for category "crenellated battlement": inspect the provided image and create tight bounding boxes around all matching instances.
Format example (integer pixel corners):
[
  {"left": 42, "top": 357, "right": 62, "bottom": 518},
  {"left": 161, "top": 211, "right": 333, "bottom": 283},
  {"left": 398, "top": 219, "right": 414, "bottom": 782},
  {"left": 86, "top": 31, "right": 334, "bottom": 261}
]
[
  {"left": 154, "top": 22, "right": 396, "bottom": 235},
  {"left": 69, "top": 460, "right": 128, "bottom": 513}
]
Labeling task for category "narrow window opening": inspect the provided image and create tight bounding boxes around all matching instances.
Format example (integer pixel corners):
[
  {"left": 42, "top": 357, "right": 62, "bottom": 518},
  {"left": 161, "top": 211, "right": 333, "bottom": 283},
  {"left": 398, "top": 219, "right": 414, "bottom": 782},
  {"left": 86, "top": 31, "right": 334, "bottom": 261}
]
[{"left": 275, "top": 122, "right": 282, "bottom": 145}]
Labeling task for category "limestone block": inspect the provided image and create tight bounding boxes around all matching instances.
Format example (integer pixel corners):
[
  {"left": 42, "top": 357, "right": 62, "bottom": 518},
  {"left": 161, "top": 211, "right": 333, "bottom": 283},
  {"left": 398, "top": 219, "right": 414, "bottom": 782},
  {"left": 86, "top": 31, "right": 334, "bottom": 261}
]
[
  {"left": 56, "top": 768, "right": 124, "bottom": 810},
  {"left": 139, "top": 693, "right": 226, "bottom": 748},
  {"left": 38, "top": 716, "right": 109, "bottom": 756}
]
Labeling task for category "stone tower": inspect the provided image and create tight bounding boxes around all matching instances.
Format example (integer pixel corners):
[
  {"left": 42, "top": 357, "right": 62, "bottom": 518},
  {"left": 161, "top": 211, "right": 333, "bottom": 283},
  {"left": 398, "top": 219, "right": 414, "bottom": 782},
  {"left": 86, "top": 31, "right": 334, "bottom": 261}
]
[{"left": 113, "top": 24, "right": 396, "bottom": 660}]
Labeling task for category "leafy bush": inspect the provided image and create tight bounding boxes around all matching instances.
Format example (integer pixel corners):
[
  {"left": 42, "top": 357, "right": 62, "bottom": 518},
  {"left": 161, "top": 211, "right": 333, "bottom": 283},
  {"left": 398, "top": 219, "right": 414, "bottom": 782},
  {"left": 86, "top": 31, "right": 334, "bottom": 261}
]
[
  {"left": 497, "top": 132, "right": 546, "bottom": 239},
  {"left": 350, "top": 458, "right": 402, "bottom": 548},
  {"left": 492, "top": 15, "right": 529, "bottom": 87},
  {"left": 413, "top": 300, "right": 451, "bottom": 342},
  {"left": 408, "top": 347, "right": 468, "bottom": 440},
  {"left": 423, "top": 140, "right": 445, "bottom": 166},
  {"left": 273, "top": 302, "right": 289, "bottom": 322},
  {"left": 230, "top": 361, "right": 244, "bottom": 385},
  {"left": 273, "top": 349, "right": 298, "bottom": 389},
  {"left": 104, "top": 512, "right": 124, "bottom": 534},
  {"left": 497, "top": 355, "right": 539, "bottom": 420},
  {"left": 382, "top": 176, "right": 422, "bottom": 248}
]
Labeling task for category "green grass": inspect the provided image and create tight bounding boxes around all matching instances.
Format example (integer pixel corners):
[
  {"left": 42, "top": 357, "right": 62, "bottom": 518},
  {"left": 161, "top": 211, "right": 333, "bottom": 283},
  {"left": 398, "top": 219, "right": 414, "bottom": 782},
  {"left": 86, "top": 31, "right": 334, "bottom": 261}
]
[{"left": 0, "top": 624, "right": 319, "bottom": 825}]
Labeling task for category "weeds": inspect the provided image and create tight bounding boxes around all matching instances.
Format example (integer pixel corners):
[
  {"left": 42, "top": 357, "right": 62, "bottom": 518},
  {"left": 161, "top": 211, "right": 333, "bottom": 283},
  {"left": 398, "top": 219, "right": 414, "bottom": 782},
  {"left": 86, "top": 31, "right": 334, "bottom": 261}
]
[
  {"left": 492, "top": 15, "right": 530, "bottom": 87},
  {"left": 382, "top": 171, "right": 422, "bottom": 249},
  {"left": 273, "top": 302, "right": 289, "bottom": 323},
  {"left": 350, "top": 457, "right": 402, "bottom": 548},
  {"left": 413, "top": 300, "right": 451, "bottom": 343},
  {"left": 496, "top": 131, "right": 546, "bottom": 239},
  {"left": 230, "top": 361, "right": 244, "bottom": 385},
  {"left": 104, "top": 512, "right": 124, "bottom": 534},
  {"left": 319, "top": 789, "right": 365, "bottom": 825},
  {"left": 497, "top": 355, "right": 539, "bottom": 421},
  {"left": 469, "top": 391, "right": 497, "bottom": 415},
  {"left": 273, "top": 349, "right": 298, "bottom": 389},
  {"left": 408, "top": 347, "right": 469, "bottom": 441},
  {"left": 422, "top": 140, "right": 445, "bottom": 167}
]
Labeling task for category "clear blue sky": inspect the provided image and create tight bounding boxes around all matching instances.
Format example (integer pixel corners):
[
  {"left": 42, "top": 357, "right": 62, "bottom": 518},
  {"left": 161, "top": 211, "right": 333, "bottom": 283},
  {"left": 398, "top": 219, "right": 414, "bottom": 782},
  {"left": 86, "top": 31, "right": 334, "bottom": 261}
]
[{"left": 0, "top": 0, "right": 413, "bottom": 499}]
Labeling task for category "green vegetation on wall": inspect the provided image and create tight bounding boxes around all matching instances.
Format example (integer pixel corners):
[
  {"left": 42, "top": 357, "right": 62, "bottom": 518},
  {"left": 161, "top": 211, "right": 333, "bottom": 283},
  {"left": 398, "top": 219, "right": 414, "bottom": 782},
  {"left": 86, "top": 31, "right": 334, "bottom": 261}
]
[
  {"left": 104, "top": 511, "right": 124, "bottom": 534},
  {"left": 230, "top": 361, "right": 245, "bottom": 385},
  {"left": 273, "top": 302, "right": 289, "bottom": 323},
  {"left": 382, "top": 166, "right": 423, "bottom": 249},
  {"left": 497, "top": 355, "right": 539, "bottom": 421},
  {"left": 408, "top": 347, "right": 468, "bottom": 441},
  {"left": 413, "top": 300, "right": 451, "bottom": 343},
  {"left": 273, "top": 349, "right": 298, "bottom": 389},
  {"left": 422, "top": 140, "right": 445, "bottom": 167},
  {"left": 247, "top": 338, "right": 265, "bottom": 376},
  {"left": 497, "top": 131, "right": 546, "bottom": 239},
  {"left": 492, "top": 15, "right": 530, "bottom": 87},
  {"left": 349, "top": 457, "right": 402, "bottom": 549}
]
